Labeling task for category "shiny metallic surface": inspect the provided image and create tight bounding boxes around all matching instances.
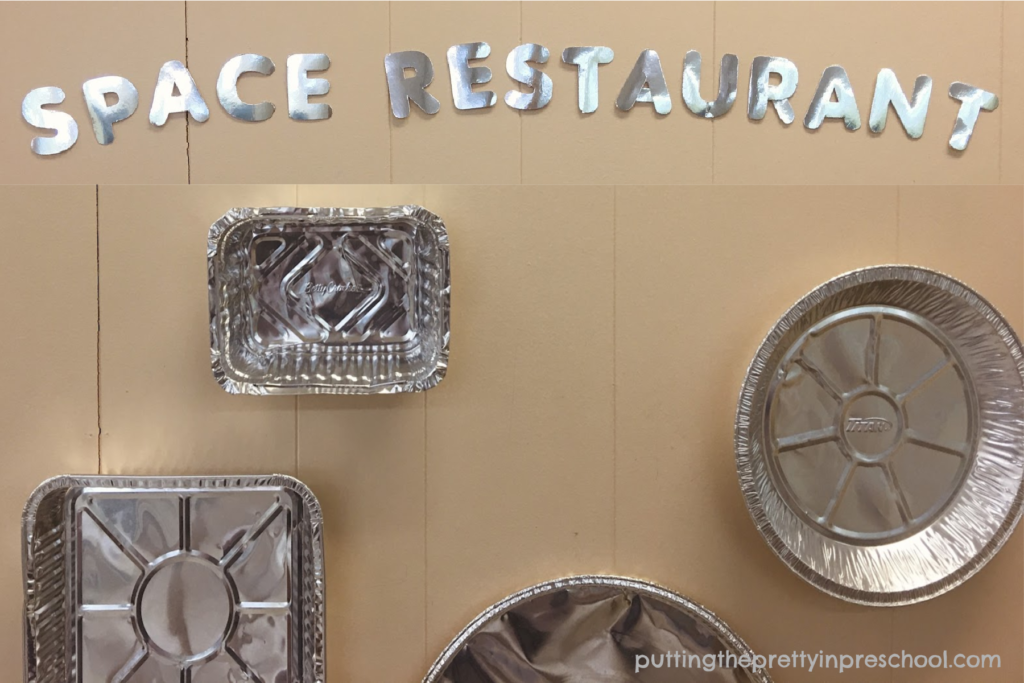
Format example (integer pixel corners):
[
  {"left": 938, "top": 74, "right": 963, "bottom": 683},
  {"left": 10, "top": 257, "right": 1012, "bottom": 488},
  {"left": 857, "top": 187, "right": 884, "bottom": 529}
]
[
  {"left": 22, "top": 475, "right": 325, "bottom": 683},
  {"left": 149, "top": 60, "right": 210, "bottom": 127},
  {"left": 682, "top": 50, "right": 738, "bottom": 118},
  {"left": 384, "top": 50, "right": 441, "bottom": 118},
  {"left": 209, "top": 206, "right": 450, "bottom": 395},
  {"left": 804, "top": 65, "right": 861, "bottom": 131},
  {"left": 21, "top": 86, "right": 78, "bottom": 155},
  {"left": 561, "top": 46, "right": 614, "bottom": 114},
  {"left": 747, "top": 56, "right": 798, "bottom": 124},
  {"left": 736, "top": 266, "right": 1024, "bottom": 606},
  {"left": 948, "top": 82, "right": 999, "bottom": 151},
  {"left": 504, "top": 43, "right": 553, "bottom": 110},
  {"left": 217, "top": 54, "right": 276, "bottom": 122},
  {"left": 447, "top": 42, "right": 496, "bottom": 110},
  {"left": 615, "top": 50, "right": 671, "bottom": 115},
  {"left": 82, "top": 76, "right": 139, "bottom": 145},
  {"left": 868, "top": 69, "right": 931, "bottom": 138},
  {"left": 424, "top": 575, "right": 771, "bottom": 683},
  {"left": 287, "top": 54, "right": 332, "bottom": 121}
]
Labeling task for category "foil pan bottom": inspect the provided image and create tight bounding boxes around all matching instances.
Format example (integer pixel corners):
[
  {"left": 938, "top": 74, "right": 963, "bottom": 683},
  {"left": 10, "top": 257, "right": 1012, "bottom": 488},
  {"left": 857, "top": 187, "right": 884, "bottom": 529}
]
[{"left": 23, "top": 475, "right": 325, "bottom": 683}]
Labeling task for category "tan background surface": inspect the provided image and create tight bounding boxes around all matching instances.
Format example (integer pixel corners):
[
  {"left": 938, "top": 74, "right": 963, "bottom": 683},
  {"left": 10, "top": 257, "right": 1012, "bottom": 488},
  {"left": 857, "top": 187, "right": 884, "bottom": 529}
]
[
  {"left": 0, "top": 184, "right": 1020, "bottom": 682},
  {"left": 0, "top": 1, "right": 1021, "bottom": 185}
]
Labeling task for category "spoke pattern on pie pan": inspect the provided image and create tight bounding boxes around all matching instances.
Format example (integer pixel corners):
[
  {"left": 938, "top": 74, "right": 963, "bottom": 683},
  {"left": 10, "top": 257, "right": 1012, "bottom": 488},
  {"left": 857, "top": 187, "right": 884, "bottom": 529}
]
[
  {"left": 768, "top": 305, "right": 976, "bottom": 545},
  {"left": 737, "top": 265, "right": 1024, "bottom": 605}
]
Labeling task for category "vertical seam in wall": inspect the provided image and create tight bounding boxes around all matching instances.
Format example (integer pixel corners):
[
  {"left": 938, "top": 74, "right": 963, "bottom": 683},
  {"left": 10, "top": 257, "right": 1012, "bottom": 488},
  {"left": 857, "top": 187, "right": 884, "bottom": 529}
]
[
  {"left": 184, "top": 0, "right": 191, "bottom": 184},
  {"left": 612, "top": 186, "right": 618, "bottom": 571},
  {"left": 999, "top": 1, "right": 1005, "bottom": 183},
  {"left": 896, "top": 186, "right": 902, "bottom": 260},
  {"left": 889, "top": 601, "right": 894, "bottom": 683},
  {"left": 519, "top": 1, "right": 524, "bottom": 184},
  {"left": 95, "top": 185, "right": 102, "bottom": 475},
  {"left": 711, "top": 2, "right": 717, "bottom": 184},
  {"left": 388, "top": 1, "right": 394, "bottom": 184}
]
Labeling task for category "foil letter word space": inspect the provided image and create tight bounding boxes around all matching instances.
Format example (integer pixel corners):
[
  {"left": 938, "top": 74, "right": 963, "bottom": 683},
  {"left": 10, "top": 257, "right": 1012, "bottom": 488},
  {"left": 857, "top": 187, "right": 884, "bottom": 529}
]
[
  {"left": 22, "top": 475, "right": 326, "bottom": 683},
  {"left": 209, "top": 206, "right": 450, "bottom": 395}
]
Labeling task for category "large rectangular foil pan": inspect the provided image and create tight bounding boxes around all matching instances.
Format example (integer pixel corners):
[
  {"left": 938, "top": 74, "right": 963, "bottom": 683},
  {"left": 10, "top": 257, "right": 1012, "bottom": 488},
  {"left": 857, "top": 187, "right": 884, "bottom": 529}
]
[
  {"left": 209, "top": 206, "right": 450, "bottom": 395},
  {"left": 22, "top": 475, "right": 325, "bottom": 683}
]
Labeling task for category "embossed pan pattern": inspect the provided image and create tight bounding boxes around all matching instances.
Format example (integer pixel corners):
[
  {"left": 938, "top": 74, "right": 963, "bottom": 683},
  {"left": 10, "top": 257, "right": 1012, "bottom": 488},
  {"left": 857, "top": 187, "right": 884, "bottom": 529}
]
[
  {"left": 424, "top": 575, "right": 771, "bottom": 682},
  {"left": 22, "top": 475, "right": 325, "bottom": 683},
  {"left": 736, "top": 265, "right": 1024, "bottom": 605},
  {"left": 209, "top": 206, "right": 450, "bottom": 395}
]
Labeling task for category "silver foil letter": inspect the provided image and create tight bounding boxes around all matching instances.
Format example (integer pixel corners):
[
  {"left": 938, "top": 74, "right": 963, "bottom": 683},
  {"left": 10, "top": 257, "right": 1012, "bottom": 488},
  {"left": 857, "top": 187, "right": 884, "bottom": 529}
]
[
  {"left": 948, "top": 82, "right": 998, "bottom": 151},
  {"left": 868, "top": 69, "right": 931, "bottom": 138},
  {"left": 22, "top": 87, "right": 78, "bottom": 155},
  {"left": 149, "top": 60, "right": 209, "bottom": 126},
  {"left": 287, "top": 54, "right": 332, "bottom": 121},
  {"left": 561, "top": 46, "right": 614, "bottom": 114},
  {"left": 616, "top": 50, "right": 671, "bottom": 115},
  {"left": 82, "top": 76, "right": 138, "bottom": 145},
  {"left": 447, "top": 42, "right": 496, "bottom": 110},
  {"left": 682, "top": 50, "right": 738, "bottom": 119},
  {"left": 747, "top": 56, "right": 798, "bottom": 124},
  {"left": 384, "top": 51, "right": 441, "bottom": 118},
  {"left": 804, "top": 65, "right": 861, "bottom": 131},
  {"left": 217, "top": 54, "right": 276, "bottom": 122},
  {"left": 505, "top": 43, "right": 553, "bottom": 110}
]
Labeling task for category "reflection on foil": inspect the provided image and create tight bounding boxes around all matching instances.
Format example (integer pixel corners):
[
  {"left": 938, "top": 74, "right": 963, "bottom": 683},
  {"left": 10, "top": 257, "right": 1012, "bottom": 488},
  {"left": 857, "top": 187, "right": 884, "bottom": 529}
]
[
  {"left": 425, "top": 576, "right": 770, "bottom": 683},
  {"left": 22, "top": 475, "right": 325, "bottom": 683},
  {"left": 209, "top": 206, "right": 450, "bottom": 395},
  {"left": 737, "top": 266, "right": 1024, "bottom": 605}
]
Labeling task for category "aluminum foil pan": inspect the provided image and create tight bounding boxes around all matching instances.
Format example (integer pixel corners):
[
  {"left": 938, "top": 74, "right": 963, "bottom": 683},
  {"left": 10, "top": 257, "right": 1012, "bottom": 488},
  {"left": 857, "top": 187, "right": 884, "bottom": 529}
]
[
  {"left": 22, "top": 475, "right": 325, "bottom": 683},
  {"left": 736, "top": 265, "right": 1024, "bottom": 606},
  {"left": 424, "top": 575, "right": 771, "bottom": 682},
  {"left": 209, "top": 206, "right": 450, "bottom": 395}
]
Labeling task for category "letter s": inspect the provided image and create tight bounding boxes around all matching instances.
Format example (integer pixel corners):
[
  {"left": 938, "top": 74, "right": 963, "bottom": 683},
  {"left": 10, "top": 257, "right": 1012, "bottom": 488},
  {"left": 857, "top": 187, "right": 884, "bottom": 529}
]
[{"left": 22, "top": 87, "right": 79, "bottom": 155}]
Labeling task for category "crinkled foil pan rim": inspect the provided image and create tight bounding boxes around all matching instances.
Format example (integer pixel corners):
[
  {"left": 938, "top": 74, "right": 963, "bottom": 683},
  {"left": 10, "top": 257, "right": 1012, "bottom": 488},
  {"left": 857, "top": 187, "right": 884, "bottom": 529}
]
[
  {"left": 208, "top": 205, "right": 451, "bottom": 395},
  {"left": 735, "top": 264, "right": 1024, "bottom": 606},
  {"left": 422, "top": 574, "right": 772, "bottom": 683},
  {"left": 22, "top": 474, "right": 326, "bottom": 683}
]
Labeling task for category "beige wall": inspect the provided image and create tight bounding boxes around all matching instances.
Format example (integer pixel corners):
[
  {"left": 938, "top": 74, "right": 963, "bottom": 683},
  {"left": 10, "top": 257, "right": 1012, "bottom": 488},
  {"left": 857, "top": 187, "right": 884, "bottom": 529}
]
[
  {"left": 1, "top": 184, "right": 1020, "bottom": 682},
  {"left": 0, "top": 1, "right": 1021, "bottom": 185}
]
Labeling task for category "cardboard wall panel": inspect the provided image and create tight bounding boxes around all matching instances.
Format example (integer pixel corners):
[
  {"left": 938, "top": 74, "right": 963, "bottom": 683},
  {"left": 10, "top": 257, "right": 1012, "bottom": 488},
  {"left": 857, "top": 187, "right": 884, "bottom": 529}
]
[
  {"left": 889, "top": 185, "right": 1024, "bottom": 683},
  {"left": 187, "top": 2, "right": 391, "bottom": 184},
  {"left": 0, "top": 186, "right": 99, "bottom": 674},
  {"left": 0, "top": 2, "right": 187, "bottom": 184},
  {"left": 421, "top": 185, "right": 616, "bottom": 658},
  {"left": 295, "top": 184, "right": 429, "bottom": 683},
  {"left": 1, "top": 1, "right": 1018, "bottom": 184},
  {"left": 614, "top": 186, "right": 899, "bottom": 683},
  {"left": 98, "top": 184, "right": 299, "bottom": 475},
  {"left": 712, "top": 1, "right": 1003, "bottom": 185}
]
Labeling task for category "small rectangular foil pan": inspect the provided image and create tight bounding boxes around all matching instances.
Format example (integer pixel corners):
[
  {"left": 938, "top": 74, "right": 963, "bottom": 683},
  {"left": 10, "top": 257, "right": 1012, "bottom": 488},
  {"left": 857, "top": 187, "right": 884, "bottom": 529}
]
[
  {"left": 209, "top": 206, "right": 450, "bottom": 395},
  {"left": 22, "top": 475, "right": 325, "bottom": 683}
]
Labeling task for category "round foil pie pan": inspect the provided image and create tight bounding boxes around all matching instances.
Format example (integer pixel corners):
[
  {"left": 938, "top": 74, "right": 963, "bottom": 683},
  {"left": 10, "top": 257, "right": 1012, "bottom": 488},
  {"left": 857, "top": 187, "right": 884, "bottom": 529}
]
[
  {"left": 424, "top": 575, "right": 771, "bottom": 682},
  {"left": 736, "top": 265, "right": 1024, "bottom": 606}
]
